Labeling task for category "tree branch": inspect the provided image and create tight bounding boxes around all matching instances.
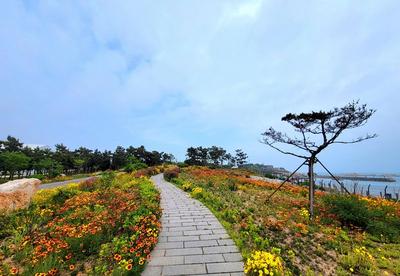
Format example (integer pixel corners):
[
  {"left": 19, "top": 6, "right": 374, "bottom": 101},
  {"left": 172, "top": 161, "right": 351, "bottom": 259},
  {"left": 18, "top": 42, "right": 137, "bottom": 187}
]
[
  {"left": 321, "top": 119, "right": 327, "bottom": 143},
  {"left": 260, "top": 139, "right": 308, "bottom": 159},
  {"left": 333, "top": 134, "right": 377, "bottom": 144}
]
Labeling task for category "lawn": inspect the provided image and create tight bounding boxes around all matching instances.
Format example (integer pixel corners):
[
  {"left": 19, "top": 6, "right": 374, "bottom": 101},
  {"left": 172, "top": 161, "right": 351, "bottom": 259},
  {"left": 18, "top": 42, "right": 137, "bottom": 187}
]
[
  {"left": 0, "top": 172, "right": 161, "bottom": 276},
  {"left": 169, "top": 166, "right": 400, "bottom": 275}
]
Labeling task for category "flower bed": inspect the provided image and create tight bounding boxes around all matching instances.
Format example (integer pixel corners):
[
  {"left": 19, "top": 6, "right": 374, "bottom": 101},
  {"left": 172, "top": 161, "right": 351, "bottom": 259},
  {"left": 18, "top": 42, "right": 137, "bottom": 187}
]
[
  {"left": 0, "top": 172, "right": 161, "bottom": 275},
  {"left": 170, "top": 166, "right": 400, "bottom": 275}
]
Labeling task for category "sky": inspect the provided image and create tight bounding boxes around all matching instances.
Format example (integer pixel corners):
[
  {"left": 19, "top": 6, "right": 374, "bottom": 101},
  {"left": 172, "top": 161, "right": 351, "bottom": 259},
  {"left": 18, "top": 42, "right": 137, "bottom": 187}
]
[{"left": 1, "top": 0, "right": 399, "bottom": 174}]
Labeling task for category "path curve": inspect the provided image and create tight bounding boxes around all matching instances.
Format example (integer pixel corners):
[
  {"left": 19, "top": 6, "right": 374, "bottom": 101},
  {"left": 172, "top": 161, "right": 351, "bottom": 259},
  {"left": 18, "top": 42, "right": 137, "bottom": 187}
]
[
  {"left": 143, "top": 174, "right": 244, "bottom": 276},
  {"left": 39, "top": 176, "right": 96, "bottom": 190}
]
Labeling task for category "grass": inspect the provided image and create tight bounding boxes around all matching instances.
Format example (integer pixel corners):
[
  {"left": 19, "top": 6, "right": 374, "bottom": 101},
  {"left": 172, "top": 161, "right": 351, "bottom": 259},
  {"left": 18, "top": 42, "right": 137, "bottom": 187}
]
[{"left": 170, "top": 166, "right": 400, "bottom": 275}]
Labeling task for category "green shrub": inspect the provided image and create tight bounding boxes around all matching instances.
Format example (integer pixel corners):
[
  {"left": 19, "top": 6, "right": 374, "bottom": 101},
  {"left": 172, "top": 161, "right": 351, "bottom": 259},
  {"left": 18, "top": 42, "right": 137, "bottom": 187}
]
[
  {"left": 0, "top": 212, "right": 15, "bottom": 239},
  {"left": 323, "top": 194, "right": 370, "bottom": 228},
  {"left": 99, "top": 171, "right": 116, "bottom": 188},
  {"left": 29, "top": 174, "right": 45, "bottom": 180},
  {"left": 339, "top": 246, "right": 376, "bottom": 275},
  {"left": 79, "top": 177, "right": 98, "bottom": 191},
  {"left": 177, "top": 162, "right": 188, "bottom": 168},
  {"left": 134, "top": 166, "right": 159, "bottom": 177},
  {"left": 367, "top": 219, "right": 400, "bottom": 243},
  {"left": 123, "top": 161, "right": 147, "bottom": 173},
  {"left": 51, "top": 188, "right": 80, "bottom": 205},
  {"left": 323, "top": 194, "right": 400, "bottom": 242},
  {"left": 227, "top": 179, "right": 238, "bottom": 191},
  {"left": 222, "top": 209, "right": 240, "bottom": 223},
  {"left": 164, "top": 166, "right": 180, "bottom": 181}
]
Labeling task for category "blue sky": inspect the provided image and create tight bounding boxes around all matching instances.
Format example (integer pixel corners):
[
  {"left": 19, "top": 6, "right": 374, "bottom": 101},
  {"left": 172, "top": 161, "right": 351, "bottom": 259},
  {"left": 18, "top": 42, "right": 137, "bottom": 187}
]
[{"left": 1, "top": 0, "right": 399, "bottom": 173}]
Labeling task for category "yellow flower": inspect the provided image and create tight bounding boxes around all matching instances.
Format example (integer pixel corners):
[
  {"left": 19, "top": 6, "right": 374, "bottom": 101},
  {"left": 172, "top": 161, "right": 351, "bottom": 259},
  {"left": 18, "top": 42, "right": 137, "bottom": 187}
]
[
  {"left": 299, "top": 207, "right": 310, "bottom": 219},
  {"left": 190, "top": 187, "right": 203, "bottom": 198},
  {"left": 244, "top": 250, "right": 284, "bottom": 275},
  {"left": 139, "top": 258, "right": 145, "bottom": 265}
]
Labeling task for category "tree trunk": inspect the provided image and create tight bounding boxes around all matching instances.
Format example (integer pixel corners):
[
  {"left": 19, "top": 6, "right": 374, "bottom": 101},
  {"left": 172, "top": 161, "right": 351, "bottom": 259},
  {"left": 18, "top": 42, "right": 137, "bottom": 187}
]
[{"left": 308, "top": 157, "right": 315, "bottom": 219}]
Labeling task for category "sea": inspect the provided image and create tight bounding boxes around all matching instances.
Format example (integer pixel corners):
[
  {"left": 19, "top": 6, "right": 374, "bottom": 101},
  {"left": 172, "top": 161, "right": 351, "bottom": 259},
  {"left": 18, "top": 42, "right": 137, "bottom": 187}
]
[{"left": 315, "top": 176, "right": 400, "bottom": 198}]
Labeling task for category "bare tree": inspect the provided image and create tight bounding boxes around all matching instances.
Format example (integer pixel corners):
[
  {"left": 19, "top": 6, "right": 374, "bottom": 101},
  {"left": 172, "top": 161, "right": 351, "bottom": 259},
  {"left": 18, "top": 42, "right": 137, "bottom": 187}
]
[{"left": 261, "top": 101, "right": 377, "bottom": 217}]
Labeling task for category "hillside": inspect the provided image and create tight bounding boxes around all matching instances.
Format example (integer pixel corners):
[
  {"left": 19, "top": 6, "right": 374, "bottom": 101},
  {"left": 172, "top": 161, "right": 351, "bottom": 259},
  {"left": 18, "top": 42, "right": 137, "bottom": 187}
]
[
  {"left": 168, "top": 166, "right": 400, "bottom": 275},
  {"left": 0, "top": 172, "right": 161, "bottom": 275}
]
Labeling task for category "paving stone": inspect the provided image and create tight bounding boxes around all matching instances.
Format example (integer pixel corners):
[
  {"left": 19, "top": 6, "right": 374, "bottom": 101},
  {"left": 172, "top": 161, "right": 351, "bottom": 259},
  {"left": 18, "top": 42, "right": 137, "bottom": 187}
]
[
  {"left": 142, "top": 265, "right": 162, "bottom": 276},
  {"left": 158, "top": 236, "right": 168, "bottom": 242},
  {"left": 184, "top": 230, "right": 213, "bottom": 236},
  {"left": 160, "top": 231, "right": 183, "bottom": 237},
  {"left": 147, "top": 256, "right": 184, "bottom": 266},
  {"left": 200, "top": 234, "right": 230, "bottom": 240},
  {"left": 196, "top": 225, "right": 223, "bottom": 230},
  {"left": 182, "top": 221, "right": 209, "bottom": 226},
  {"left": 156, "top": 242, "right": 184, "bottom": 249},
  {"left": 193, "top": 274, "right": 230, "bottom": 276},
  {"left": 230, "top": 272, "right": 245, "bottom": 276},
  {"left": 184, "top": 240, "right": 218, "bottom": 248},
  {"left": 185, "top": 254, "right": 225, "bottom": 264},
  {"left": 203, "top": 246, "right": 239, "bottom": 254},
  {"left": 217, "top": 239, "right": 235, "bottom": 246},
  {"left": 163, "top": 264, "right": 207, "bottom": 275},
  {"left": 165, "top": 247, "right": 203, "bottom": 256},
  {"left": 212, "top": 229, "right": 227, "bottom": 234},
  {"left": 223, "top": 253, "right": 243, "bottom": 262},
  {"left": 168, "top": 235, "right": 200, "bottom": 242},
  {"left": 168, "top": 226, "right": 197, "bottom": 232},
  {"left": 163, "top": 222, "right": 183, "bottom": 227},
  {"left": 206, "top": 262, "right": 244, "bottom": 273},
  {"left": 152, "top": 249, "right": 165, "bottom": 257}
]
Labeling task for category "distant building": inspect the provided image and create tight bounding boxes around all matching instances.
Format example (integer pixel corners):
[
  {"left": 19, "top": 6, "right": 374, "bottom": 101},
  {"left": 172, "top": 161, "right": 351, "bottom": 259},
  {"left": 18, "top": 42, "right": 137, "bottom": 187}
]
[{"left": 24, "top": 144, "right": 51, "bottom": 150}]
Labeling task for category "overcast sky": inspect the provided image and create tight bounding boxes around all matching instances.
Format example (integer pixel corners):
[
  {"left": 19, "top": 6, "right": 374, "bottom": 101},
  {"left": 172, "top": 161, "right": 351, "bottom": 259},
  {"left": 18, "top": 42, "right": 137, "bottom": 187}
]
[{"left": 1, "top": 1, "right": 399, "bottom": 173}]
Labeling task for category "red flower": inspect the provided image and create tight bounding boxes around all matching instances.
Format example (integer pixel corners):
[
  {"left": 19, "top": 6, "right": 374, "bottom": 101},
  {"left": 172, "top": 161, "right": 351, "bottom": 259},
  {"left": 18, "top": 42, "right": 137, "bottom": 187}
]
[{"left": 10, "top": 267, "right": 18, "bottom": 275}]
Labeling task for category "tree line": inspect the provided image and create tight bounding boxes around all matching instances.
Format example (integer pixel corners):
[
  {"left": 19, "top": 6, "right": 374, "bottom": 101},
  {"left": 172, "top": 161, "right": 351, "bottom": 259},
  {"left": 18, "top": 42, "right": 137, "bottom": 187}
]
[
  {"left": 0, "top": 136, "right": 249, "bottom": 181},
  {"left": 0, "top": 136, "right": 175, "bottom": 180},
  {"left": 184, "top": 146, "right": 248, "bottom": 167}
]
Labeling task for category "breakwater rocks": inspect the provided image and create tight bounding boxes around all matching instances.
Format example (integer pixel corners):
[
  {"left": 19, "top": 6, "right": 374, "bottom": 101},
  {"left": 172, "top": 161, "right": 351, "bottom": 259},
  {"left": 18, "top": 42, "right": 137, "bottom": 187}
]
[{"left": 318, "top": 175, "right": 396, "bottom": 182}]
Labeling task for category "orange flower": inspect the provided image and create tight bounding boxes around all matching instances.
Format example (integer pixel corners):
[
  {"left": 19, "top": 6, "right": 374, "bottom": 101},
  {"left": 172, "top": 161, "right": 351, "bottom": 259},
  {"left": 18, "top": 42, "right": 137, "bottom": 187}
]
[
  {"left": 126, "top": 264, "right": 133, "bottom": 270},
  {"left": 47, "top": 268, "right": 58, "bottom": 276},
  {"left": 69, "top": 265, "right": 75, "bottom": 271},
  {"left": 10, "top": 267, "right": 18, "bottom": 275},
  {"left": 129, "top": 247, "right": 135, "bottom": 253},
  {"left": 114, "top": 254, "right": 122, "bottom": 261}
]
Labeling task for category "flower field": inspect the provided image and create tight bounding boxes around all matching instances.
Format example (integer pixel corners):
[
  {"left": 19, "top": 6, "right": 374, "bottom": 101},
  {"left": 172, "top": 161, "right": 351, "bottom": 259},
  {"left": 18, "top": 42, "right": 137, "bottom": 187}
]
[
  {"left": 0, "top": 172, "right": 161, "bottom": 276},
  {"left": 170, "top": 166, "right": 400, "bottom": 275}
]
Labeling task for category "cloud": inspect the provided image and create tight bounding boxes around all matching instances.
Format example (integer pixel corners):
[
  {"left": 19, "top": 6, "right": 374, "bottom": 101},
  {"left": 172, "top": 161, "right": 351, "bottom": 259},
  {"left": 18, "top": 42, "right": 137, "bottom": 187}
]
[{"left": 0, "top": 0, "right": 399, "bottom": 172}]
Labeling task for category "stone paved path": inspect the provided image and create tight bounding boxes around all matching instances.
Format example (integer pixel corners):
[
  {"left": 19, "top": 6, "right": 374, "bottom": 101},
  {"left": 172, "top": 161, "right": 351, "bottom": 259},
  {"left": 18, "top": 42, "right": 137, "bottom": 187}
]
[{"left": 143, "top": 174, "right": 244, "bottom": 276}]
